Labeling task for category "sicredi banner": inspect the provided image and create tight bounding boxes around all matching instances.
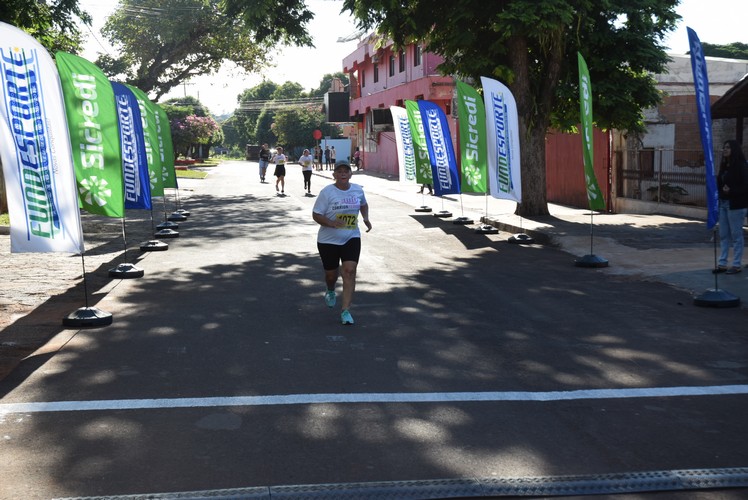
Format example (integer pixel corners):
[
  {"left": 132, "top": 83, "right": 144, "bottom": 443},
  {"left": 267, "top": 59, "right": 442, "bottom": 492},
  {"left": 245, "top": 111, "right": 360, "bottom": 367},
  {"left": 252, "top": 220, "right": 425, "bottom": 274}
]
[
  {"left": 456, "top": 81, "right": 487, "bottom": 193},
  {"left": 111, "top": 82, "right": 151, "bottom": 210},
  {"left": 404, "top": 100, "right": 433, "bottom": 185},
  {"left": 56, "top": 51, "right": 124, "bottom": 218},
  {"left": 0, "top": 22, "right": 84, "bottom": 253},
  {"left": 390, "top": 106, "right": 417, "bottom": 183},
  {"left": 154, "top": 104, "right": 176, "bottom": 190},
  {"left": 125, "top": 84, "right": 165, "bottom": 197},
  {"left": 577, "top": 53, "right": 605, "bottom": 211},
  {"left": 480, "top": 76, "right": 521, "bottom": 203},
  {"left": 417, "top": 100, "right": 460, "bottom": 196}
]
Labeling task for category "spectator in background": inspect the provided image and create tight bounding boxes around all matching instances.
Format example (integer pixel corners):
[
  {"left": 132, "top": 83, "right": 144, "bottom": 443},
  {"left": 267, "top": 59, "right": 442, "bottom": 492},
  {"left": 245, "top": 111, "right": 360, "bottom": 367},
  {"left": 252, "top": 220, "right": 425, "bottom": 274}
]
[
  {"left": 353, "top": 147, "right": 362, "bottom": 170},
  {"left": 714, "top": 139, "right": 748, "bottom": 274},
  {"left": 258, "top": 143, "right": 271, "bottom": 183},
  {"left": 314, "top": 144, "right": 323, "bottom": 171},
  {"left": 324, "top": 145, "right": 331, "bottom": 170}
]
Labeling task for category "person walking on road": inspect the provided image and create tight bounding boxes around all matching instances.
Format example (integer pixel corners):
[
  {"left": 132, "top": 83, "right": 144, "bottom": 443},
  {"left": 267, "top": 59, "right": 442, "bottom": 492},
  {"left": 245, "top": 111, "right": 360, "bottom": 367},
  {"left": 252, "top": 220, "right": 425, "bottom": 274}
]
[
  {"left": 258, "top": 143, "right": 271, "bottom": 183},
  {"left": 271, "top": 146, "right": 287, "bottom": 194},
  {"left": 330, "top": 145, "right": 336, "bottom": 167},
  {"left": 299, "top": 148, "right": 314, "bottom": 195},
  {"left": 312, "top": 163, "right": 372, "bottom": 325},
  {"left": 714, "top": 139, "right": 748, "bottom": 274}
]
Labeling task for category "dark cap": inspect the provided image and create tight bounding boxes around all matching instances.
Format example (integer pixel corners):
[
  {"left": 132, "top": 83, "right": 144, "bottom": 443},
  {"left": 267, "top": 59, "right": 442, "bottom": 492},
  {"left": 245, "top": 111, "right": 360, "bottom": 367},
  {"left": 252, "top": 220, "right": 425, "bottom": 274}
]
[{"left": 334, "top": 163, "right": 351, "bottom": 172}]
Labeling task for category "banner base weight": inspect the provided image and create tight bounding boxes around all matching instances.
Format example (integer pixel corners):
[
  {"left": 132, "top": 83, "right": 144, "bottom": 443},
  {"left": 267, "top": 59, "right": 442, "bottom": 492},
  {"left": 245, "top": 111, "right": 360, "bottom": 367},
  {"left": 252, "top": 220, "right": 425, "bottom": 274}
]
[
  {"left": 63, "top": 307, "right": 112, "bottom": 327},
  {"left": 694, "top": 289, "right": 740, "bottom": 308}
]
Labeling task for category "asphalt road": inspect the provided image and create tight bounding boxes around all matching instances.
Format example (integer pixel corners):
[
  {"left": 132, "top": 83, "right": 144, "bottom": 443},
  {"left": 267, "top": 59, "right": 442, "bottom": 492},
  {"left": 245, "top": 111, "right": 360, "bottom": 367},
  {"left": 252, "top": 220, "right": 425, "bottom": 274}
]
[{"left": 0, "top": 161, "right": 747, "bottom": 499}]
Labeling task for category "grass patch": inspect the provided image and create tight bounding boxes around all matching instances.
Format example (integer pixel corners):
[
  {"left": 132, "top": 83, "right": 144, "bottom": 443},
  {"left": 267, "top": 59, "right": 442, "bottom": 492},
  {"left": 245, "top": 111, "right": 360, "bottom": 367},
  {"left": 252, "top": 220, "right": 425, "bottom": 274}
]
[
  {"left": 0, "top": 212, "right": 8, "bottom": 225},
  {"left": 176, "top": 169, "right": 209, "bottom": 179}
]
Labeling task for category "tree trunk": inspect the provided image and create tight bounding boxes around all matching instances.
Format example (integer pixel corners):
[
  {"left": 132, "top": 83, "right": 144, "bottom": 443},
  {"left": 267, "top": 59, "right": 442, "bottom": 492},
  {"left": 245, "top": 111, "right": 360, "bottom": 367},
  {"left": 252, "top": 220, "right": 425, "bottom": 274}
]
[
  {"left": 517, "top": 124, "right": 550, "bottom": 217},
  {"left": 508, "top": 35, "right": 551, "bottom": 217}
]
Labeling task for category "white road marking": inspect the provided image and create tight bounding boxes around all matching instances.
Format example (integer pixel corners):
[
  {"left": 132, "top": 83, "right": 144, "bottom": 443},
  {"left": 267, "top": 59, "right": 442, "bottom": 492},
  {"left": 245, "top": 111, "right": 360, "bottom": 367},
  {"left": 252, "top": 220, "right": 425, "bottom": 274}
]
[{"left": 1, "top": 384, "right": 747, "bottom": 415}]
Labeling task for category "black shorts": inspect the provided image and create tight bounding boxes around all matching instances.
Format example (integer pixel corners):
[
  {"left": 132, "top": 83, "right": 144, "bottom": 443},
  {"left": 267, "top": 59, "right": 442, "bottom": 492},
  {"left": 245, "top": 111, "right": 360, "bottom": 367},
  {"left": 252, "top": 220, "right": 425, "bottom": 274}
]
[
  {"left": 274, "top": 165, "right": 286, "bottom": 177},
  {"left": 317, "top": 238, "right": 361, "bottom": 270}
]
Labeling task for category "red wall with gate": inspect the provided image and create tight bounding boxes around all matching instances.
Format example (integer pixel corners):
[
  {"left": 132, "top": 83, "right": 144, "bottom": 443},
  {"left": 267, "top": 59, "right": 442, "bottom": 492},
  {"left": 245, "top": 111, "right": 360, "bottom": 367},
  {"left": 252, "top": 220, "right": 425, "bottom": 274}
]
[{"left": 545, "top": 129, "right": 610, "bottom": 210}]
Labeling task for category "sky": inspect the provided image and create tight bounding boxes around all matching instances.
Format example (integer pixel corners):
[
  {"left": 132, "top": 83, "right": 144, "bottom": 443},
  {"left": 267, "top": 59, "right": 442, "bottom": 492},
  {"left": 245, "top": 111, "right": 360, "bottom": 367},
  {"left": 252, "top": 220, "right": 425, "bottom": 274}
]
[{"left": 78, "top": 0, "right": 748, "bottom": 116}]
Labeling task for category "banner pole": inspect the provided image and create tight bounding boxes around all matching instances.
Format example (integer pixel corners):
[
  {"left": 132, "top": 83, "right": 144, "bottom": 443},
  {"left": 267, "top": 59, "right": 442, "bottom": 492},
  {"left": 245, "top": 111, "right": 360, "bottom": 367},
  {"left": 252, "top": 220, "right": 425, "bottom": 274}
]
[
  {"left": 453, "top": 194, "right": 472, "bottom": 225},
  {"left": 109, "top": 217, "right": 144, "bottom": 278}
]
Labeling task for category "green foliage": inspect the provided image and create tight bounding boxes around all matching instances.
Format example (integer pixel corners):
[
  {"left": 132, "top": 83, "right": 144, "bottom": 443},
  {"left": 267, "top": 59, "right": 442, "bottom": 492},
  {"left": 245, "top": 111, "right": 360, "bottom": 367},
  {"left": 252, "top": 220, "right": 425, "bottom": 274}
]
[
  {"left": 161, "top": 96, "right": 210, "bottom": 117},
  {"left": 0, "top": 0, "right": 91, "bottom": 54},
  {"left": 272, "top": 82, "right": 306, "bottom": 100},
  {"left": 701, "top": 42, "right": 748, "bottom": 60},
  {"left": 273, "top": 106, "right": 340, "bottom": 154},
  {"left": 97, "top": 0, "right": 314, "bottom": 100},
  {"left": 255, "top": 109, "right": 278, "bottom": 147},
  {"left": 309, "top": 72, "right": 350, "bottom": 97}
]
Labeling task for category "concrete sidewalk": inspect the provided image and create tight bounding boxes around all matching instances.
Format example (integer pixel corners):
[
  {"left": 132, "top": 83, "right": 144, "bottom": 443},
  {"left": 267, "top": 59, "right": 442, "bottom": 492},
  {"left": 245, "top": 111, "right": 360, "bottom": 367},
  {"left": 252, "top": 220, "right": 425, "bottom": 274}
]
[{"left": 315, "top": 168, "right": 748, "bottom": 307}]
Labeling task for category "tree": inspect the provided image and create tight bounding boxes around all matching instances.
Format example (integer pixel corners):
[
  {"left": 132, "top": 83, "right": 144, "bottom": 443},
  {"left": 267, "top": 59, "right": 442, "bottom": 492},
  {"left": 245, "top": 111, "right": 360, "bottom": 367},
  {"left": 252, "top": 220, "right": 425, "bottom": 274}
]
[
  {"left": 0, "top": 0, "right": 91, "bottom": 54},
  {"left": 171, "top": 115, "right": 221, "bottom": 158},
  {"left": 161, "top": 96, "right": 210, "bottom": 118},
  {"left": 97, "top": 0, "right": 313, "bottom": 100},
  {"left": 343, "top": 0, "right": 680, "bottom": 216},
  {"left": 232, "top": 81, "right": 281, "bottom": 147},
  {"left": 255, "top": 108, "right": 278, "bottom": 148},
  {"left": 701, "top": 42, "right": 748, "bottom": 60},
  {"left": 309, "top": 72, "right": 350, "bottom": 97},
  {"left": 273, "top": 106, "right": 342, "bottom": 156}
]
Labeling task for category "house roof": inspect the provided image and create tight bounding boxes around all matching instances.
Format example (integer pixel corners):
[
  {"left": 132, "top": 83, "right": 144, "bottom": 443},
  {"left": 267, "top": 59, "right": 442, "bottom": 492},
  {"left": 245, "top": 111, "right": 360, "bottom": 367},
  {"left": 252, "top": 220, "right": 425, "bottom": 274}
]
[{"left": 712, "top": 72, "right": 748, "bottom": 119}]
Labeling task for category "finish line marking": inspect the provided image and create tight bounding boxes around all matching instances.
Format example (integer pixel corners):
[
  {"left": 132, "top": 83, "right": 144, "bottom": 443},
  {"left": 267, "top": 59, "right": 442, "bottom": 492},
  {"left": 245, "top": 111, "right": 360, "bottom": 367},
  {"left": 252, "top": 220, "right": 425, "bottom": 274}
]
[{"left": 2, "top": 384, "right": 747, "bottom": 415}]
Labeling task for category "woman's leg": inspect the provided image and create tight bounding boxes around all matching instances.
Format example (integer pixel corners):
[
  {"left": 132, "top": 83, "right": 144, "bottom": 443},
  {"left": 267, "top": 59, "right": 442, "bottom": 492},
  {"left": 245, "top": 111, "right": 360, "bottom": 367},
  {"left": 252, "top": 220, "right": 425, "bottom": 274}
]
[
  {"left": 718, "top": 201, "right": 730, "bottom": 267},
  {"left": 340, "top": 260, "right": 358, "bottom": 311},
  {"left": 727, "top": 207, "right": 747, "bottom": 267}
]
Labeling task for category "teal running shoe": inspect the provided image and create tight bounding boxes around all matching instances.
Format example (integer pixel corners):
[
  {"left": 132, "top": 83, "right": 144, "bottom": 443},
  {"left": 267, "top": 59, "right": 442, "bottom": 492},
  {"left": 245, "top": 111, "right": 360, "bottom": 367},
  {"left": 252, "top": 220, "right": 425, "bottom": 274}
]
[
  {"left": 341, "top": 309, "right": 354, "bottom": 325},
  {"left": 324, "top": 290, "right": 336, "bottom": 308}
]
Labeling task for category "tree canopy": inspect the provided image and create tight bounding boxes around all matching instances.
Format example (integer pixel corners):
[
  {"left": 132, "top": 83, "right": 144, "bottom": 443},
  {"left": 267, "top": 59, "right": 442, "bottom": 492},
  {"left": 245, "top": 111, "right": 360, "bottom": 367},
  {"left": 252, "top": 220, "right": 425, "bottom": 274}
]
[
  {"left": 701, "top": 42, "right": 748, "bottom": 60},
  {"left": 96, "top": 0, "right": 314, "bottom": 100},
  {"left": 0, "top": 0, "right": 91, "bottom": 54},
  {"left": 343, "top": 0, "right": 680, "bottom": 216}
]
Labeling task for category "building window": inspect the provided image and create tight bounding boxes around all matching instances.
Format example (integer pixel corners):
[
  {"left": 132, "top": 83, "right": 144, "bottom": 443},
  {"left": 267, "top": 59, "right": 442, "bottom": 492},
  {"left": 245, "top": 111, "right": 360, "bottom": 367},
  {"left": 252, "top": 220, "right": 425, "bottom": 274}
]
[
  {"left": 361, "top": 70, "right": 365, "bottom": 87},
  {"left": 389, "top": 54, "right": 395, "bottom": 76},
  {"left": 398, "top": 50, "right": 405, "bottom": 72},
  {"left": 413, "top": 45, "right": 422, "bottom": 67},
  {"left": 373, "top": 64, "right": 379, "bottom": 83}
]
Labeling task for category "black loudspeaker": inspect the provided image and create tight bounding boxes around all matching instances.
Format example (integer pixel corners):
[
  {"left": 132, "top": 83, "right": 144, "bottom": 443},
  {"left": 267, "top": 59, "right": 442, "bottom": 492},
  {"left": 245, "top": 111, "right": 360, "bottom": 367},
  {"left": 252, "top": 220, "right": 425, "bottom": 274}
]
[{"left": 325, "top": 92, "right": 350, "bottom": 122}]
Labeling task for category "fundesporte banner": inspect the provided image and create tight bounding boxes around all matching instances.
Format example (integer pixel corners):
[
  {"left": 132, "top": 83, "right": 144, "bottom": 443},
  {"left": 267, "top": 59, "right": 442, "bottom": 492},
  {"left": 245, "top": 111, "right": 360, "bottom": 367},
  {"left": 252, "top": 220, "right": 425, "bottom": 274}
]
[
  {"left": 56, "top": 51, "right": 124, "bottom": 218},
  {"left": 456, "top": 81, "right": 487, "bottom": 193},
  {"left": 480, "top": 76, "right": 521, "bottom": 203},
  {"left": 417, "top": 100, "right": 460, "bottom": 196},
  {"left": 687, "top": 28, "right": 719, "bottom": 229},
  {"left": 0, "top": 22, "right": 84, "bottom": 253},
  {"left": 111, "top": 82, "right": 151, "bottom": 210},
  {"left": 577, "top": 53, "right": 606, "bottom": 211},
  {"left": 404, "top": 100, "right": 433, "bottom": 187},
  {"left": 390, "top": 105, "right": 417, "bottom": 183}
]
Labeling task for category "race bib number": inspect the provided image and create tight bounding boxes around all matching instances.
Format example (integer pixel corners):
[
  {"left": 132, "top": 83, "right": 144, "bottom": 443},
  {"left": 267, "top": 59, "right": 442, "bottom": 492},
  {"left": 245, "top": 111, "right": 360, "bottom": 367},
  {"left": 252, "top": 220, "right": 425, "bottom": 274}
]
[{"left": 335, "top": 213, "right": 358, "bottom": 229}]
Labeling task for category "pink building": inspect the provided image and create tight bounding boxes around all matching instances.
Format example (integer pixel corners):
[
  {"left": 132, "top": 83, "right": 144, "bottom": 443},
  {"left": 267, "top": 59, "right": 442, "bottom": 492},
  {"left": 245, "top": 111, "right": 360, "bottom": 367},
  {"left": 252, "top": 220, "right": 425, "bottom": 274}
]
[{"left": 343, "top": 35, "right": 456, "bottom": 176}]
